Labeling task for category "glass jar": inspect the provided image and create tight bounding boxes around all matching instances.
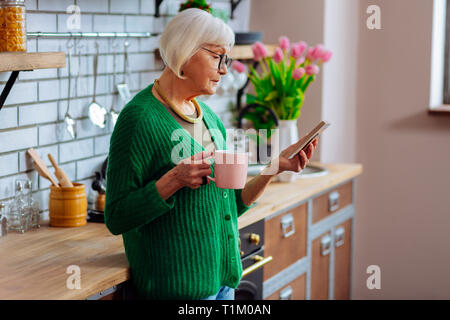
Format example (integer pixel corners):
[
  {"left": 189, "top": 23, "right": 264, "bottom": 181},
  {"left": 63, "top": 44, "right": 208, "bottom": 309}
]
[
  {"left": 24, "top": 180, "right": 40, "bottom": 228},
  {"left": 0, "top": 202, "right": 7, "bottom": 237},
  {"left": 0, "top": 0, "right": 27, "bottom": 52},
  {"left": 8, "top": 180, "right": 31, "bottom": 233}
]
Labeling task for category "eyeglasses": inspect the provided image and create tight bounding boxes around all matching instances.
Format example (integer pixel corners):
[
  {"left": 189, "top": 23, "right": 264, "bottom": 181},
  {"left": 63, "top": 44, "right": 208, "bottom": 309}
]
[{"left": 201, "top": 47, "right": 232, "bottom": 71}]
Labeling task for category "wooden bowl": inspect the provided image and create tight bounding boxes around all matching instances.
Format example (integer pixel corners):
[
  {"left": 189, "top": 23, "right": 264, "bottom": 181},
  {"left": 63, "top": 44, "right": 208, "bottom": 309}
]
[
  {"left": 49, "top": 183, "right": 87, "bottom": 227},
  {"left": 96, "top": 193, "right": 105, "bottom": 211}
]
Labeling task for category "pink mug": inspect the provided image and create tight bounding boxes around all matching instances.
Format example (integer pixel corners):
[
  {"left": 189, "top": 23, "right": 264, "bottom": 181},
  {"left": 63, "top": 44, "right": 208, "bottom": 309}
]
[{"left": 207, "top": 150, "right": 249, "bottom": 189}]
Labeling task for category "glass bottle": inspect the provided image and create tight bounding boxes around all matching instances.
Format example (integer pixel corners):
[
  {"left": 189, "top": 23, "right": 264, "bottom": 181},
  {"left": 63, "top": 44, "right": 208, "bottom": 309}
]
[
  {"left": 0, "top": 202, "right": 7, "bottom": 237},
  {"left": 8, "top": 180, "right": 31, "bottom": 233},
  {"left": 0, "top": 0, "right": 27, "bottom": 52},
  {"left": 24, "top": 180, "right": 40, "bottom": 228}
]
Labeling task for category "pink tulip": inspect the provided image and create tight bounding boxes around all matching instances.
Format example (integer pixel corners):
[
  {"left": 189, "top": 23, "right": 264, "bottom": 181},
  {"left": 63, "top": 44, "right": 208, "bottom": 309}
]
[
  {"left": 312, "top": 44, "right": 325, "bottom": 60},
  {"left": 251, "top": 43, "right": 262, "bottom": 61},
  {"left": 279, "top": 36, "right": 290, "bottom": 51},
  {"left": 292, "top": 68, "right": 305, "bottom": 80},
  {"left": 297, "top": 56, "right": 305, "bottom": 65},
  {"left": 291, "top": 41, "right": 307, "bottom": 59},
  {"left": 305, "top": 64, "right": 319, "bottom": 75},
  {"left": 252, "top": 42, "right": 268, "bottom": 61},
  {"left": 321, "top": 50, "right": 333, "bottom": 63},
  {"left": 306, "top": 47, "right": 315, "bottom": 61},
  {"left": 231, "top": 60, "right": 246, "bottom": 73},
  {"left": 273, "top": 47, "right": 284, "bottom": 63}
]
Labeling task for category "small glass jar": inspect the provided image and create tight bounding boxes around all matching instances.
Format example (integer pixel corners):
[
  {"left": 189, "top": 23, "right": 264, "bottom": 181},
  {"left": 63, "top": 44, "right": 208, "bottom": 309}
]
[
  {"left": 8, "top": 180, "right": 31, "bottom": 233},
  {"left": 0, "top": 0, "right": 27, "bottom": 52}
]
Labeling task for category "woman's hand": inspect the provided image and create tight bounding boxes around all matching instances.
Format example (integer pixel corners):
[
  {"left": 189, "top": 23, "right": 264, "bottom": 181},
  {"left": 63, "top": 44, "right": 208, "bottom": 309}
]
[
  {"left": 172, "top": 151, "right": 213, "bottom": 189},
  {"left": 271, "top": 138, "right": 319, "bottom": 176}
]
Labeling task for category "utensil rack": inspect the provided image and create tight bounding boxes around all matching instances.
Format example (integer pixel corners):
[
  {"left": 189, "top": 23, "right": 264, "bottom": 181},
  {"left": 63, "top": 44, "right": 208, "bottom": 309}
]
[
  {"left": 0, "top": 32, "right": 154, "bottom": 112},
  {"left": 27, "top": 32, "right": 155, "bottom": 39}
]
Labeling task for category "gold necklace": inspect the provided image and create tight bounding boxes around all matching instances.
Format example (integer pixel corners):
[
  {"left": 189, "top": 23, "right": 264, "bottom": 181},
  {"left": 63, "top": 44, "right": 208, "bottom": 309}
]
[{"left": 153, "top": 79, "right": 203, "bottom": 124}]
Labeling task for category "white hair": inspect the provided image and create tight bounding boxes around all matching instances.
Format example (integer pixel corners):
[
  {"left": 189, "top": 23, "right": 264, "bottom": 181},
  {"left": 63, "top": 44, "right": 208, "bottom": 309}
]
[{"left": 158, "top": 8, "right": 235, "bottom": 79}]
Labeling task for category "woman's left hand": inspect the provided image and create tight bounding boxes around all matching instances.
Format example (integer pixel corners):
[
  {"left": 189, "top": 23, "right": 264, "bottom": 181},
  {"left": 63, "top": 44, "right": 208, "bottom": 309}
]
[{"left": 269, "top": 138, "right": 319, "bottom": 176}]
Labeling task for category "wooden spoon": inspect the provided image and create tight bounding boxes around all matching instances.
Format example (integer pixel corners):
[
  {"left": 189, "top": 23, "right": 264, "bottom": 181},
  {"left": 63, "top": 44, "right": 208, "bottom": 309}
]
[
  {"left": 48, "top": 153, "right": 73, "bottom": 187},
  {"left": 27, "top": 148, "right": 59, "bottom": 188}
]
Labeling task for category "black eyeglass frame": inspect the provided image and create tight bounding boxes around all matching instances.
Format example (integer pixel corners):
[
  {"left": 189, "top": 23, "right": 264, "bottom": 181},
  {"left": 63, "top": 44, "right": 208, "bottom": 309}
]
[{"left": 201, "top": 47, "right": 233, "bottom": 71}]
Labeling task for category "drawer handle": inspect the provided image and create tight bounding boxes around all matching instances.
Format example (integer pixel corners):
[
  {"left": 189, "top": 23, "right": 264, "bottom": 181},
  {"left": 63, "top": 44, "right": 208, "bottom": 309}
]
[
  {"left": 242, "top": 255, "right": 273, "bottom": 278},
  {"left": 280, "top": 286, "right": 293, "bottom": 300},
  {"left": 328, "top": 190, "right": 340, "bottom": 212},
  {"left": 335, "top": 227, "right": 345, "bottom": 247},
  {"left": 321, "top": 235, "right": 332, "bottom": 256},
  {"left": 281, "top": 213, "right": 295, "bottom": 238}
]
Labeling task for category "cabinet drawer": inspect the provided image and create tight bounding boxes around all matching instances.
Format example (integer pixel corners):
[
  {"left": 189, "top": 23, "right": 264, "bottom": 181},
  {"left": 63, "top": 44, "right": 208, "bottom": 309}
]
[
  {"left": 263, "top": 203, "right": 307, "bottom": 281},
  {"left": 265, "top": 274, "right": 306, "bottom": 300},
  {"left": 312, "top": 181, "right": 353, "bottom": 224},
  {"left": 310, "top": 231, "right": 331, "bottom": 300}
]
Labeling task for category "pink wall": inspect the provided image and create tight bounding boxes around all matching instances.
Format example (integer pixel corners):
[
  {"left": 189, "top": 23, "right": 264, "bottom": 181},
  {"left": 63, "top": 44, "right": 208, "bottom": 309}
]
[
  {"left": 250, "top": 0, "right": 450, "bottom": 298},
  {"left": 354, "top": 0, "right": 450, "bottom": 299}
]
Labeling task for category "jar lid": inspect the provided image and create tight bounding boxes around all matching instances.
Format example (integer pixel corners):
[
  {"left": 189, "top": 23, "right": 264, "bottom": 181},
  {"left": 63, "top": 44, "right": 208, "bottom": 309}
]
[{"left": 1, "top": 0, "right": 26, "bottom": 4}]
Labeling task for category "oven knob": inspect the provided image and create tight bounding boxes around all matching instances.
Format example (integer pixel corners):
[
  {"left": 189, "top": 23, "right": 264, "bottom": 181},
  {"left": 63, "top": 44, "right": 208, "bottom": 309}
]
[{"left": 249, "top": 233, "right": 260, "bottom": 245}]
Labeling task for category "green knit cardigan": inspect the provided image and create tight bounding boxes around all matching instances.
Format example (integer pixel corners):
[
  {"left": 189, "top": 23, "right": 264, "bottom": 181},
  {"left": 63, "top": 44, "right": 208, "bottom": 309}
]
[{"left": 104, "top": 83, "right": 256, "bottom": 300}]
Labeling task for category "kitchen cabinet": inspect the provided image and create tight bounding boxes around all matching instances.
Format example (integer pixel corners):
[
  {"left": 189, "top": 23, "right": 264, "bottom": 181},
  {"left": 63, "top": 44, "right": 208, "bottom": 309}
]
[
  {"left": 266, "top": 274, "right": 306, "bottom": 300},
  {"left": 263, "top": 179, "right": 356, "bottom": 300}
]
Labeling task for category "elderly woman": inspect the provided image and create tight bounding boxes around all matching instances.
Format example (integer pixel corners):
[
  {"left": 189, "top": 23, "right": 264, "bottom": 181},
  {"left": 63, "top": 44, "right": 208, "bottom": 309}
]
[{"left": 105, "top": 8, "right": 318, "bottom": 300}]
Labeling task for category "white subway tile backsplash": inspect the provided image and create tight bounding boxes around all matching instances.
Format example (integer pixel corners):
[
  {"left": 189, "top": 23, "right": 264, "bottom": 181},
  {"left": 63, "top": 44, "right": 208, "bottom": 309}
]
[
  {"left": 26, "top": 0, "right": 38, "bottom": 11},
  {"left": 27, "top": 13, "right": 57, "bottom": 32},
  {"left": 0, "top": 107, "right": 18, "bottom": 130},
  {"left": 0, "top": 153, "right": 19, "bottom": 177},
  {"left": 19, "top": 68, "right": 58, "bottom": 81},
  {"left": 37, "top": 39, "right": 61, "bottom": 52},
  {"left": 38, "top": 0, "right": 75, "bottom": 11},
  {"left": 76, "top": 155, "right": 105, "bottom": 180},
  {"left": 38, "top": 123, "right": 72, "bottom": 146},
  {"left": 128, "top": 53, "right": 155, "bottom": 72},
  {"left": 19, "top": 102, "right": 58, "bottom": 126},
  {"left": 76, "top": 0, "right": 109, "bottom": 13},
  {"left": 34, "top": 189, "right": 50, "bottom": 212},
  {"left": 59, "top": 139, "right": 93, "bottom": 163},
  {"left": 93, "top": 15, "right": 125, "bottom": 33},
  {"left": 125, "top": 16, "right": 154, "bottom": 32},
  {"left": 3, "top": 82, "right": 38, "bottom": 106},
  {"left": 0, "top": 128, "right": 37, "bottom": 153},
  {"left": 139, "top": 35, "right": 160, "bottom": 52},
  {"left": 110, "top": 0, "right": 140, "bottom": 14},
  {"left": 76, "top": 118, "right": 108, "bottom": 139},
  {"left": 94, "top": 135, "right": 111, "bottom": 155},
  {"left": 141, "top": 0, "right": 156, "bottom": 15},
  {"left": 38, "top": 79, "right": 61, "bottom": 101}
]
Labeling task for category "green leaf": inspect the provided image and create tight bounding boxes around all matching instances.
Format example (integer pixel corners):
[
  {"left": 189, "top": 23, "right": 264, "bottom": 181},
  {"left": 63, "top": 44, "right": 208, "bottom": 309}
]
[{"left": 264, "top": 90, "right": 279, "bottom": 102}]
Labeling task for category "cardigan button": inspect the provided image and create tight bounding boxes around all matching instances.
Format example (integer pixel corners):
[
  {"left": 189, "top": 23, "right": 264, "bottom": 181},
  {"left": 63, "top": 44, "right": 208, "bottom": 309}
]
[
  {"left": 223, "top": 191, "right": 228, "bottom": 198},
  {"left": 225, "top": 214, "right": 231, "bottom": 220}
]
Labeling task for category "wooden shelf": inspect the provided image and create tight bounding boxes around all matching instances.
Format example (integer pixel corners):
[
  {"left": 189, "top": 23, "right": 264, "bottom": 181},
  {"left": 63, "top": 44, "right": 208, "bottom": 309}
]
[
  {"left": 0, "top": 51, "right": 66, "bottom": 73},
  {"left": 230, "top": 44, "right": 277, "bottom": 60}
]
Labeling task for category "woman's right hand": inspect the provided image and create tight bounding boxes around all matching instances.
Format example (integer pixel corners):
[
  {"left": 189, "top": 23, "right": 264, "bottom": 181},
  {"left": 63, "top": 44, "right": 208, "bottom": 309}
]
[{"left": 173, "top": 151, "right": 213, "bottom": 189}]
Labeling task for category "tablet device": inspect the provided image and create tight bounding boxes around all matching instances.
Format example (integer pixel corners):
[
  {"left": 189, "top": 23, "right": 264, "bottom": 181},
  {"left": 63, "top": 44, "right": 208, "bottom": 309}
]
[{"left": 287, "top": 120, "right": 331, "bottom": 159}]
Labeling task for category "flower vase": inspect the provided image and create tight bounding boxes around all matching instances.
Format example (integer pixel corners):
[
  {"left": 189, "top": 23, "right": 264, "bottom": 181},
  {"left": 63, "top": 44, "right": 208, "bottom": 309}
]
[{"left": 276, "top": 119, "right": 299, "bottom": 182}]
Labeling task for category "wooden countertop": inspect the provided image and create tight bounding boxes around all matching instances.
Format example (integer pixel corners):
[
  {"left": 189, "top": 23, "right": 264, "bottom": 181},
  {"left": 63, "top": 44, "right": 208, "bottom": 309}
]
[{"left": 0, "top": 162, "right": 362, "bottom": 300}]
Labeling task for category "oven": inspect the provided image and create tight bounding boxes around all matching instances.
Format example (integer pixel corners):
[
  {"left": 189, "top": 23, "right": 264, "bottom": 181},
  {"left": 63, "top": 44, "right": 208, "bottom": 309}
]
[{"left": 235, "top": 219, "right": 272, "bottom": 300}]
